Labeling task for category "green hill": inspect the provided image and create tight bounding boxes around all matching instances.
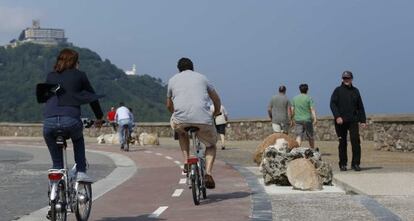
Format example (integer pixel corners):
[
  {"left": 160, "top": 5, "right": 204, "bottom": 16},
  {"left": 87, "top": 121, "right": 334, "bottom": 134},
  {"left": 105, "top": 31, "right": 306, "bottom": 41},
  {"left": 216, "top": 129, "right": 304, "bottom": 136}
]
[{"left": 0, "top": 43, "right": 170, "bottom": 122}]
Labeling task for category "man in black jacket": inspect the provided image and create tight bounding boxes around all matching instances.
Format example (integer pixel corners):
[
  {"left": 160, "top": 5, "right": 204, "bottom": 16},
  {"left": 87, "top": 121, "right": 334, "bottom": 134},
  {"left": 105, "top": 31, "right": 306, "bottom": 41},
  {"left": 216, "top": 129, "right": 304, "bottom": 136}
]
[{"left": 330, "top": 71, "right": 366, "bottom": 171}]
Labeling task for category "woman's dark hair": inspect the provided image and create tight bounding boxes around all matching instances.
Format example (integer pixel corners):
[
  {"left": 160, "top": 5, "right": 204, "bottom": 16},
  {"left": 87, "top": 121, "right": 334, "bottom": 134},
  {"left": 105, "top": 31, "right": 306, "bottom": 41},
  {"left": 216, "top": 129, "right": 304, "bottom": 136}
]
[
  {"left": 278, "top": 85, "right": 286, "bottom": 93},
  {"left": 299, "top": 84, "right": 308, "bottom": 93},
  {"left": 54, "top": 48, "right": 79, "bottom": 73},
  {"left": 177, "top": 57, "right": 194, "bottom": 72}
]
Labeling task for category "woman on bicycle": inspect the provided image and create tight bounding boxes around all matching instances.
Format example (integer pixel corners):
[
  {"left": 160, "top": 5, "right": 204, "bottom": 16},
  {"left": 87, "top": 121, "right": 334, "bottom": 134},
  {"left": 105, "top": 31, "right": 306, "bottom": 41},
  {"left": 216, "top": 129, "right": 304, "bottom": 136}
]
[{"left": 42, "top": 48, "right": 103, "bottom": 182}]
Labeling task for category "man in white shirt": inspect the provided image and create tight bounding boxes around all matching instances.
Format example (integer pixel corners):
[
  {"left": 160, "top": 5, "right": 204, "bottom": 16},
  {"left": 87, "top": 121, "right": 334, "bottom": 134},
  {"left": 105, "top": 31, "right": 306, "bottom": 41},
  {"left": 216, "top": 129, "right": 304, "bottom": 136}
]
[
  {"left": 166, "top": 57, "right": 221, "bottom": 189},
  {"left": 115, "top": 102, "right": 133, "bottom": 150}
]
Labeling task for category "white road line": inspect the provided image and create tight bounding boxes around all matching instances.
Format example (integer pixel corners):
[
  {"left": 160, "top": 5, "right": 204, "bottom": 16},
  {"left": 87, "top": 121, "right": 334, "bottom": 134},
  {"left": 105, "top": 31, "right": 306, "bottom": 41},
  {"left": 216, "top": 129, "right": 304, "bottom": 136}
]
[
  {"left": 148, "top": 206, "right": 168, "bottom": 218},
  {"left": 174, "top": 160, "right": 181, "bottom": 164},
  {"left": 144, "top": 150, "right": 153, "bottom": 154},
  {"left": 172, "top": 189, "right": 184, "bottom": 197},
  {"left": 180, "top": 164, "right": 184, "bottom": 169},
  {"left": 156, "top": 152, "right": 162, "bottom": 156},
  {"left": 165, "top": 156, "right": 173, "bottom": 160},
  {"left": 179, "top": 178, "right": 187, "bottom": 184}
]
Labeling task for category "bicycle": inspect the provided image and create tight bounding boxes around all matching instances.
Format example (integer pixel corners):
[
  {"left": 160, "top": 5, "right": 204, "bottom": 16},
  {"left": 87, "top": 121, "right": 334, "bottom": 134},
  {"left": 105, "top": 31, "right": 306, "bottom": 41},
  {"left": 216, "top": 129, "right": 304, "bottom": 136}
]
[
  {"left": 47, "top": 129, "right": 93, "bottom": 221},
  {"left": 185, "top": 127, "right": 207, "bottom": 205},
  {"left": 121, "top": 124, "right": 130, "bottom": 151}
]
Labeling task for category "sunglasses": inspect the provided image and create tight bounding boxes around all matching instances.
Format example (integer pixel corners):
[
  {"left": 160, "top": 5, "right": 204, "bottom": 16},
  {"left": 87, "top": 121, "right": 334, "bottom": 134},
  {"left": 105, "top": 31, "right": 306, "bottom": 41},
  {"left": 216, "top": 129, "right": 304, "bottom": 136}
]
[{"left": 342, "top": 77, "right": 352, "bottom": 80}]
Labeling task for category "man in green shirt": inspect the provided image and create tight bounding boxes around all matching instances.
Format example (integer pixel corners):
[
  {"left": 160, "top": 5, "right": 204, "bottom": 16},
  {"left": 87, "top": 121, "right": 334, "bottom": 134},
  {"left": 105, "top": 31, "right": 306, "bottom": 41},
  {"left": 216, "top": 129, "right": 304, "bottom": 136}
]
[{"left": 291, "top": 84, "right": 317, "bottom": 149}]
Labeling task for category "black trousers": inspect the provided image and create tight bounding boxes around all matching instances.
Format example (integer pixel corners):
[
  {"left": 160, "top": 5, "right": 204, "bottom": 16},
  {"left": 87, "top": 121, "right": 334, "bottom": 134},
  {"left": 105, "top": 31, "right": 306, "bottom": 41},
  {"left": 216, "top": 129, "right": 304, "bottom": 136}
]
[{"left": 334, "top": 121, "right": 361, "bottom": 167}]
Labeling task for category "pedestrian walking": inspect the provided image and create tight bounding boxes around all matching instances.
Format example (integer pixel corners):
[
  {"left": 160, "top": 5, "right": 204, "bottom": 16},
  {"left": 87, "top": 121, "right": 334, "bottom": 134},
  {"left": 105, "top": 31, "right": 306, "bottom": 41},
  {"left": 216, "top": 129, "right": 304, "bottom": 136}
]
[
  {"left": 268, "top": 85, "right": 292, "bottom": 134},
  {"left": 291, "top": 84, "right": 317, "bottom": 149},
  {"left": 330, "top": 71, "right": 366, "bottom": 171},
  {"left": 106, "top": 106, "right": 117, "bottom": 132},
  {"left": 210, "top": 104, "right": 229, "bottom": 150}
]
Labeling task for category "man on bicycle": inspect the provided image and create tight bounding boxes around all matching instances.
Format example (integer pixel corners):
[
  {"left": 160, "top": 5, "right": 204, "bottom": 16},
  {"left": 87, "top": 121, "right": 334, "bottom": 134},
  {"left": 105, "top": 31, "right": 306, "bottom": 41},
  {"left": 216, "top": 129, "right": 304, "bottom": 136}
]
[
  {"left": 115, "top": 102, "right": 133, "bottom": 150},
  {"left": 166, "top": 57, "right": 221, "bottom": 189}
]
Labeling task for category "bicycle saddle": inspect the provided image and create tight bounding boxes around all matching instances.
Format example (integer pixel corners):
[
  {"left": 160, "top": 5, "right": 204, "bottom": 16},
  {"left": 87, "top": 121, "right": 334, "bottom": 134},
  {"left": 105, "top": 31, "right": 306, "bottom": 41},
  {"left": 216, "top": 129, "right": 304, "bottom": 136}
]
[
  {"left": 53, "top": 129, "right": 70, "bottom": 140},
  {"left": 184, "top": 126, "right": 199, "bottom": 133}
]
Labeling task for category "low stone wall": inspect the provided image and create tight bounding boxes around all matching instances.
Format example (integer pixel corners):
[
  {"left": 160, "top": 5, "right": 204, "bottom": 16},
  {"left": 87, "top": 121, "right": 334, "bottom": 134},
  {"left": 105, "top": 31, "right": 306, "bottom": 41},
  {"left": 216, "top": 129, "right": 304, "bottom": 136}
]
[
  {"left": 225, "top": 116, "right": 374, "bottom": 142},
  {"left": 0, "top": 114, "right": 413, "bottom": 152}
]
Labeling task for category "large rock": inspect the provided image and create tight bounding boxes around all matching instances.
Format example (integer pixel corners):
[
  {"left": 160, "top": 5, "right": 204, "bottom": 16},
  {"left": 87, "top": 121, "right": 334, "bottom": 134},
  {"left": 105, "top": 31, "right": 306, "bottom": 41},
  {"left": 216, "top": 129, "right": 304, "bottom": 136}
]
[
  {"left": 253, "top": 133, "right": 299, "bottom": 165},
  {"left": 97, "top": 133, "right": 120, "bottom": 144},
  {"left": 260, "top": 142, "right": 333, "bottom": 187},
  {"left": 139, "top": 132, "right": 160, "bottom": 145},
  {"left": 286, "top": 158, "right": 322, "bottom": 191}
]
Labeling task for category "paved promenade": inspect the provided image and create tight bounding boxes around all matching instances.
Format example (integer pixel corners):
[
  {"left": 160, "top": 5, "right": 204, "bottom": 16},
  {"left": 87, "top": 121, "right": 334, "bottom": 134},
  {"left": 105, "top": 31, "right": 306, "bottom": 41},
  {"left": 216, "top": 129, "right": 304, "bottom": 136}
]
[{"left": 0, "top": 137, "right": 413, "bottom": 221}]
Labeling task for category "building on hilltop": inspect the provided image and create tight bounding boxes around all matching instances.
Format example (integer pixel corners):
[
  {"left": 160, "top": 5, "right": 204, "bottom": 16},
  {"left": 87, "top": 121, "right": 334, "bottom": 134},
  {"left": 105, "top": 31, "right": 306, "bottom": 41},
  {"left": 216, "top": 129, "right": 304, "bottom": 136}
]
[
  {"left": 125, "top": 64, "right": 138, "bottom": 76},
  {"left": 7, "top": 20, "right": 68, "bottom": 48}
]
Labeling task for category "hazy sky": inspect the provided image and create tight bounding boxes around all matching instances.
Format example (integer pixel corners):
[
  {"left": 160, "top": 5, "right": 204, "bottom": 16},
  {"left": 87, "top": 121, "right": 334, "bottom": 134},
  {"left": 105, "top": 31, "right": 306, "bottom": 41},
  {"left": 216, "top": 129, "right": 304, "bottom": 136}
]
[{"left": 1, "top": 1, "right": 413, "bottom": 118}]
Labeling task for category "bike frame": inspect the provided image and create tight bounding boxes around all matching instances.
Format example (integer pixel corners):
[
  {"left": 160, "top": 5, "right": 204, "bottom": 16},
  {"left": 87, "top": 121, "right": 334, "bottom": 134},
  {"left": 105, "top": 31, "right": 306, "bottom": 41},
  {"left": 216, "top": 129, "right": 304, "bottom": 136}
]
[
  {"left": 189, "top": 132, "right": 205, "bottom": 182},
  {"left": 48, "top": 138, "right": 82, "bottom": 215},
  {"left": 187, "top": 129, "right": 207, "bottom": 205}
]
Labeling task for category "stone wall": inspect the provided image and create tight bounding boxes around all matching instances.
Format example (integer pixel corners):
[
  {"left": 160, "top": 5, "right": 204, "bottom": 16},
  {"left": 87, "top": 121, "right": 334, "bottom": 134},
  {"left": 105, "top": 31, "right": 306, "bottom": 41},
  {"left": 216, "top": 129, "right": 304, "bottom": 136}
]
[{"left": 0, "top": 114, "right": 413, "bottom": 152}]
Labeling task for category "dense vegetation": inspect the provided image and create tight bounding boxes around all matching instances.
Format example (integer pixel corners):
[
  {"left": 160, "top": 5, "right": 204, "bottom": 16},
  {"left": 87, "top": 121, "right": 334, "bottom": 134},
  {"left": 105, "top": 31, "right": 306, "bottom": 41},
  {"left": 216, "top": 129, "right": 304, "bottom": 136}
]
[{"left": 0, "top": 43, "right": 170, "bottom": 122}]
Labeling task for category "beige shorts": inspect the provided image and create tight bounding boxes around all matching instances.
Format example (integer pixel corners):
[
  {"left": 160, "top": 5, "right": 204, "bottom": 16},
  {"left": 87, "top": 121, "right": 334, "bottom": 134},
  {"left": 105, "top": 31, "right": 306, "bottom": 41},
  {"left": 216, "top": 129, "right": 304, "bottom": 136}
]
[{"left": 171, "top": 118, "right": 218, "bottom": 147}]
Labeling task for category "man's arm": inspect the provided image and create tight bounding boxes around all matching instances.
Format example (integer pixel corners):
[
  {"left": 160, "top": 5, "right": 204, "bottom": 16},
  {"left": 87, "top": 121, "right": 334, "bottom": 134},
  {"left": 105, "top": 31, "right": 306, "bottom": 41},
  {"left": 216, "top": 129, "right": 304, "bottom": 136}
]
[
  {"left": 267, "top": 107, "right": 272, "bottom": 120},
  {"left": 311, "top": 107, "right": 317, "bottom": 125},
  {"left": 356, "top": 89, "right": 367, "bottom": 128},
  {"left": 166, "top": 97, "right": 174, "bottom": 113},
  {"left": 356, "top": 90, "right": 366, "bottom": 124},
  {"left": 330, "top": 89, "right": 341, "bottom": 119},
  {"left": 208, "top": 89, "right": 221, "bottom": 116}
]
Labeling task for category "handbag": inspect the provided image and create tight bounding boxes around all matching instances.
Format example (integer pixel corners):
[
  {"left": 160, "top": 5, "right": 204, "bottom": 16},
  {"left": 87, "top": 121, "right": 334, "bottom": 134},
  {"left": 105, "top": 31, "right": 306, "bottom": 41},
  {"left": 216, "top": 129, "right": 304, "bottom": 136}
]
[
  {"left": 214, "top": 113, "right": 227, "bottom": 125},
  {"left": 36, "top": 83, "right": 61, "bottom": 103}
]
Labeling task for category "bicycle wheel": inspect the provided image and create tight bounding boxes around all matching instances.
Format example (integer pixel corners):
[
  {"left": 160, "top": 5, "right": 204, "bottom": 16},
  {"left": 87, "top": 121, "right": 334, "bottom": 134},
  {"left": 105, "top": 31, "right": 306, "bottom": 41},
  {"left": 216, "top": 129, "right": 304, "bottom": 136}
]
[
  {"left": 123, "top": 126, "right": 129, "bottom": 151},
  {"left": 191, "top": 164, "right": 200, "bottom": 205},
  {"left": 74, "top": 182, "right": 92, "bottom": 221},
  {"left": 199, "top": 161, "right": 207, "bottom": 199},
  {"left": 50, "top": 182, "right": 67, "bottom": 221}
]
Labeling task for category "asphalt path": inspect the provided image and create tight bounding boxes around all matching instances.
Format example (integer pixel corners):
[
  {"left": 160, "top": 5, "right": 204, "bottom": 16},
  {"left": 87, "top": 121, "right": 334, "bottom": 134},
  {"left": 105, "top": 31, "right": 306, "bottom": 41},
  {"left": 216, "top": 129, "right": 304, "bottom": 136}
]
[{"left": 0, "top": 144, "right": 115, "bottom": 221}]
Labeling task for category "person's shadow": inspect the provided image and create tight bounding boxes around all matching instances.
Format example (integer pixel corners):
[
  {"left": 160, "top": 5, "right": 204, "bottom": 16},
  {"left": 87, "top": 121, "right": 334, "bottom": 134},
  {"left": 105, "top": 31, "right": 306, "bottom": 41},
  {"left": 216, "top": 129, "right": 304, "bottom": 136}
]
[
  {"left": 360, "top": 166, "right": 383, "bottom": 171},
  {"left": 200, "top": 191, "right": 251, "bottom": 205},
  {"left": 96, "top": 214, "right": 166, "bottom": 221}
]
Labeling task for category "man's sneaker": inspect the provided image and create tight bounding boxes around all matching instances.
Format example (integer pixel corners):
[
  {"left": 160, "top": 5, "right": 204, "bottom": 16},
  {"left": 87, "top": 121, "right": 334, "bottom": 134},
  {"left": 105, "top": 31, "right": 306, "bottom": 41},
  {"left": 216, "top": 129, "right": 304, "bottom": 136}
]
[
  {"left": 76, "top": 172, "right": 94, "bottom": 183},
  {"left": 339, "top": 165, "right": 347, "bottom": 171},
  {"left": 204, "top": 174, "right": 215, "bottom": 189}
]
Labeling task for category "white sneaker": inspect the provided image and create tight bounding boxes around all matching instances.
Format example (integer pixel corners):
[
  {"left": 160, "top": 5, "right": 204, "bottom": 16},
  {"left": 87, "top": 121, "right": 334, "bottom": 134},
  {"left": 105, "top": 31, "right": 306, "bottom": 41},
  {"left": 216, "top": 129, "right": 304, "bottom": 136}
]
[{"left": 76, "top": 172, "right": 94, "bottom": 183}]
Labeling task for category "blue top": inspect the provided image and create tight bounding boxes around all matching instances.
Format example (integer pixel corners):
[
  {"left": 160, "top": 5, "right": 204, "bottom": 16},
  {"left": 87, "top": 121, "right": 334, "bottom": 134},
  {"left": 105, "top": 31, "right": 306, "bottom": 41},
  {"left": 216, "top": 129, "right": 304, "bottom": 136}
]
[{"left": 43, "top": 95, "right": 81, "bottom": 119}]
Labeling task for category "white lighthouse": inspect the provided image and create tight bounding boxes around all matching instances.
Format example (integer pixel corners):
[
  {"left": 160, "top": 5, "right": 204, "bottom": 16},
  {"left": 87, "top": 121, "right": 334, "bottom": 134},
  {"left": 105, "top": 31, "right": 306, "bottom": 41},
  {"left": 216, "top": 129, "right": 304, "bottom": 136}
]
[{"left": 125, "top": 64, "right": 137, "bottom": 76}]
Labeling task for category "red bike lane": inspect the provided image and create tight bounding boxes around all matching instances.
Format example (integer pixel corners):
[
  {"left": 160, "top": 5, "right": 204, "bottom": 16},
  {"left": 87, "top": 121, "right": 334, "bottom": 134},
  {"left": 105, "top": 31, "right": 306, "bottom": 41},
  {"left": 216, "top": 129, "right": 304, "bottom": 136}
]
[{"left": 82, "top": 145, "right": 251, "bottom": 221}]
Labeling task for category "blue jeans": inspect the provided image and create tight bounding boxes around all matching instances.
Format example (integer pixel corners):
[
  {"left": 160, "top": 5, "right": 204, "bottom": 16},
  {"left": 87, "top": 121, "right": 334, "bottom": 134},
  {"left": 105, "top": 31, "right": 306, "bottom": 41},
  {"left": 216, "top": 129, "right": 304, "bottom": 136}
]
[
  {"left": 118, "top": 119, "right": 132, "bottom": 145},
  {"left": 43, "top": 116, "right": 86, "bottom": 172}
]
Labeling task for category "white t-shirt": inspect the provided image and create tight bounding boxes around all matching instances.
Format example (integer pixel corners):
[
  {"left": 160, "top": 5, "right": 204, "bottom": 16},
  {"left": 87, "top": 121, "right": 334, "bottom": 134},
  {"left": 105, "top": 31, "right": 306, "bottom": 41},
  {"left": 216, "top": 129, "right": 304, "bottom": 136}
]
[
  {"left": 167, "top": 70, "right": 215, "bottom": 125},
  {"left": 115, "top": 106, "right": 131, "bottom": 122}
]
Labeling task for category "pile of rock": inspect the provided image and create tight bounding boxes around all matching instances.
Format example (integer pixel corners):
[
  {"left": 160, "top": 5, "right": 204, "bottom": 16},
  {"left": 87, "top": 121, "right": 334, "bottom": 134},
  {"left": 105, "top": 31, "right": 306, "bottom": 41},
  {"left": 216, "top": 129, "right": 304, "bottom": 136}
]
[
  {"left": 260, "top": 137, "right": 333, "bottom": 191},
  {"left": 97, "top": 132, "right": 159, "bottom": 146},
  {"left": 138, "top": 132, "right": 159, "bottom": 146},
  {"left": 253, "top": 133, "right": 299, "bottom": 165}
]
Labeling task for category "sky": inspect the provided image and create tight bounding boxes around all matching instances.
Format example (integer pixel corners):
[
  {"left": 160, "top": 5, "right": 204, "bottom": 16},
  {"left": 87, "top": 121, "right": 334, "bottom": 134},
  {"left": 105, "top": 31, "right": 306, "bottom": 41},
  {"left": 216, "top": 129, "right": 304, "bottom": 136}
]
[{"left": 1, "top": 0, "right": 413, "bottom": 118}]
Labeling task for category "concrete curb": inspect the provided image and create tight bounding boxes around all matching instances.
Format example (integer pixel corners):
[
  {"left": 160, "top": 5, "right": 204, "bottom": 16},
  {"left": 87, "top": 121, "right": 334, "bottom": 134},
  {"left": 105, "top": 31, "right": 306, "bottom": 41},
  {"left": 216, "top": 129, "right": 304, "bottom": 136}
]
[
  {"left": 229, "top": 164, "right": 273, "bottom": 221},
  {"left": 332, "top": 177, "right": 365, "bottom": 195},
  {"left": 15, "top": 147, "right": 137, "bottom": 221}
]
